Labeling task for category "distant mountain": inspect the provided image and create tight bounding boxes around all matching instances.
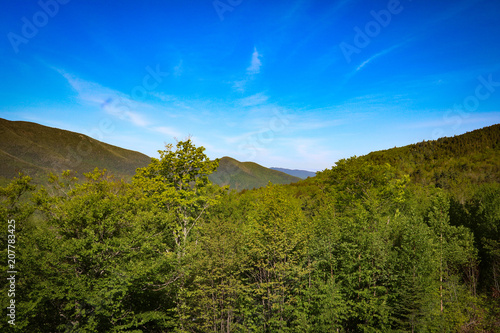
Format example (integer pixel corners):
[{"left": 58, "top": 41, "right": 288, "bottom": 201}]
[
  {"left": 0, "top": 118, "right": 301, "bottom": 190},
  {"left": 270, "top": 167, "right": 316, "bottom": 179},
  {"left": 0, "top": 118, "right": 151, "bottom": 184},
  {"left": 209, "top": 157, "right": 301, "bottom": 191}
]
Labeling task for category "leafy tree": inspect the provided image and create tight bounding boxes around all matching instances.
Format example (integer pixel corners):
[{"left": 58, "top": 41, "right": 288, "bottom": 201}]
[
  {"left": 244, "top": 184, "right": 312, "bottom": 331},
  {"left": 20, "top": 169, "right": 176, "bottom": 332},
  {"left": 132, "top": 140, "right": 221, "bottom": 257},
  {"left": 132, "top": 139, "right": 223, "bottom": 330},
  {"left": 182, "top": 193, "right": 251, "bottom": 332},
  {"left": 449, "top": 183, "right": 500, "bottom": 330},
  {"left": 423, "top": 190, "right": 478, "bottom": 332},
  {"left": 0, "top": 174, "right": 36, "bottom": 332}
]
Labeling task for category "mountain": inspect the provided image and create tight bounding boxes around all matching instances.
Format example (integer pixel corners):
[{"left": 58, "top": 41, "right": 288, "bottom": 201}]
[
  {"left": 314, "top": 124, "right": 500, "bottom": 192},
  {"left": 270, "top": 167, "right": 316, "bottom": 179},
  {"left": 3, "top": 118, "right": 497, "bottom": 191},
  {"left": 209, "top": 157, "right": 301, "bottom": 191},
  {"left": 0, "top": 118, "right": 151, "bottom": 184},
  {"left": 362, "top": 124, "right": 500, "bottom": 187},
  {"left": 0, "top": 118, "right": 301, "bottom": 190}
]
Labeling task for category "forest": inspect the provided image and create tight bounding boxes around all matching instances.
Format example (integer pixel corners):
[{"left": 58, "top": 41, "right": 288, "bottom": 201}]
[{"left": 1, "top": 128, "right": 499, "bottom": 332}]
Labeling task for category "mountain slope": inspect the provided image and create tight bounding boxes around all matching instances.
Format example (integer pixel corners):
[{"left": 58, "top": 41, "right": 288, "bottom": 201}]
[
  {"left": 314, "top": 124, "right": 500, "bottom": 190},
  {"left": 270, "top": 167, "right": 316, "bottom": 179},
  {"left": 364, "top": 124, "right": 500, "bottom": 187},
  {"left": 4, "top": 118, "right": 497, "bottom": 191},
  {"left": 209, "top": 157, "right": 301, "bottom": 191},
  {"left": 0, "top": 118, "right": 301, "bottom": 190},
  {"left": 0, "top": 118, "right": 151, "bottom": 183}
]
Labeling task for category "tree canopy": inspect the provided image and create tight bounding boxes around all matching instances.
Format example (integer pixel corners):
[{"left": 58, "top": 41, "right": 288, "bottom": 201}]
[{"left": 1, "top": 138, "right": 499, "bottom": 332}]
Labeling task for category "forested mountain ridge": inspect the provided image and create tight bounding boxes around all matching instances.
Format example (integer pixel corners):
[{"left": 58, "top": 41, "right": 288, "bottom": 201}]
[
  {"left": 0, "top": 118, "right": 151, "bottom": 183},
  {"left": 355, "top": 124, "right": 500, "bottom": 187},
  {"left": 309, "top": 124, "right": 500, "bottom": 199},
  {"left": 0, "top": 118, "right": 301, "bottom": 190},
  {"left": 2, "top": 117, "right": 497, "bottom": 191},
  {"left": 209, "top": 157, "right": 301, "bottom": 190}
]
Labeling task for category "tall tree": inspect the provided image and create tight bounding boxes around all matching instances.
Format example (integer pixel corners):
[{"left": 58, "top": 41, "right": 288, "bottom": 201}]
[
  {"left": 132, "top": 139, "right": 222, "bottom": 330},
  {"left": 132, "top": 140, "right": 221, "bottom": 257},
  {"left": 244, "top": 185, "right": 312, "bottom": 331}
]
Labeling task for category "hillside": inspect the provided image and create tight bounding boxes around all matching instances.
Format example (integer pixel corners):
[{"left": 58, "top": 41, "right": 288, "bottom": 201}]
[
  {"left": 365, "top": 124, "right": 500, "bottom": 187},
  {"left": 0, "top": 118, "right": 152, "bottom": 184},
  {"left": 3, "top": 118, "right": 497, "bottom": 191},
  {"left": 314, "top": 124, "right": 500, "bottom": 192},
  {"left": 209, "top": 157, "right": 301, "bottom": 191},
  {"left": 0, "top": 118, "right": 301, "bottom": 190}
]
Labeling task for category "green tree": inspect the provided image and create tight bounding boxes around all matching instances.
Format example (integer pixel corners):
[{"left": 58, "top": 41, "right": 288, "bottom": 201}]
[
  {"left": 132, "top": 140, "right": 221, "bottom": 257},
  {"left": 21, "top": 169, "right": 176, "bottom": 332},
  {"left": 449, "top": 183, "right": 500, "bottom": 330},
  {"left": 0, "top": 174, "right": 37, "bottom": 332},
  {"left": 244, "top": 184, "right": 312, "bottom": 331},
  {"left": 182, "top": 193, "right": 251, "bottom": 332},
  {"left": 423, "top": 190, "right": 478, "bottom": 332},
  {"left": 132, "top": 140, "right": 222, "bottom": 331}
]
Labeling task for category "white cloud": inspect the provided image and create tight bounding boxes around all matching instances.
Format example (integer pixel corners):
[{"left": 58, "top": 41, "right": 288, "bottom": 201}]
[
  {"left": 288, "top": 119, "right": 344, "bottom": 131},
  {"left": 125, "top": 111, "right": 149, "bottom": 127},
  {"left": 231, "top": 47, "right": 264, "bottom": 92},
  {"left": 355, "top": 40, "right": 408, "bottom": 73},
  {"left": 154, "top": 126, "right": 183, "bottom": 138},
  {"left": 247, "top": 47, "right": 262, "bottom": 75},
  {"left": 150, "top": 92, "right": 193, "bottom": 112},
  {"left": 237, "top": 92, "right": 269, "bottom": 107},
  {"left": 173, "top": 59, "right": 183, "bottom": 77},
  {"left": 232, "top": 80, "right": 247, "bottom": 92},
  {"left": 56, "top": 69, "right": 153, "bottom": 127},
  {"left": 220, "top": 130, "right": 265, "bottom": 144}
]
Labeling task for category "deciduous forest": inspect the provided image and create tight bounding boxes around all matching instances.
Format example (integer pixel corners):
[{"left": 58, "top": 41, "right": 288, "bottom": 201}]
[{"left": 1, "top": 125, "right": 500, "bottom": 332}]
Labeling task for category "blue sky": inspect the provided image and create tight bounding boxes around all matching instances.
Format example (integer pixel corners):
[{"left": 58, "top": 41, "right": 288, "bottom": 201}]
[{"left": 1, "top": 0, "right": 499, "bottom": 171}]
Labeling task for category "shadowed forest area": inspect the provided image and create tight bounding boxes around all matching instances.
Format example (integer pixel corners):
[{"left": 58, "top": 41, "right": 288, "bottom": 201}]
[{"left": 1, "top": 124, "right": 499, "bottom": 332}]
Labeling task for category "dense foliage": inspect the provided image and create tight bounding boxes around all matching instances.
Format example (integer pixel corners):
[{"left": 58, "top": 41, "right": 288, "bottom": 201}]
[{"left": 1, "top": 134, "right": 499, "bottom": 332}]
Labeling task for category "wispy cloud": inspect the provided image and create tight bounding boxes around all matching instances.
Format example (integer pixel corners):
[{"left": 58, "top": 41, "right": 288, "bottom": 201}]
[
  {"left": 355, "top": 40, "right": 409, "bottom": 73},
  {"left": 252, "top": 136, "right": 343, "bottom": 171},
  {"left": 150, "top": 92, "right": 193, "bottom": 113},
  {"left": 247, "top": 47, "right": 262, "bottom": 75},
  {"left": 173, "top": 59, "right": 183, "bottom": 77},
  {"left": 236, "top": 92, "right": 269, "bottom": 107},
  {"left": 350, "top": 0, "right": 480, "bottom": 77},
  {"left": 124, "top": 110, "right": 150, "bottom": 127},
  {"left": 288, "top": 119, "right": 344, "bottom": 131},
  {"left": 58, "top": 70, "right": 153, "bottom": 127},
  {"left": 232, "top": 80, "right": 247, "bottom": 93},
  {"left": 233, "top": 47, "right": 263, "bottom": 92},
  {"left": 154, "top": 126, "right": 183, "bottom": 138}
]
